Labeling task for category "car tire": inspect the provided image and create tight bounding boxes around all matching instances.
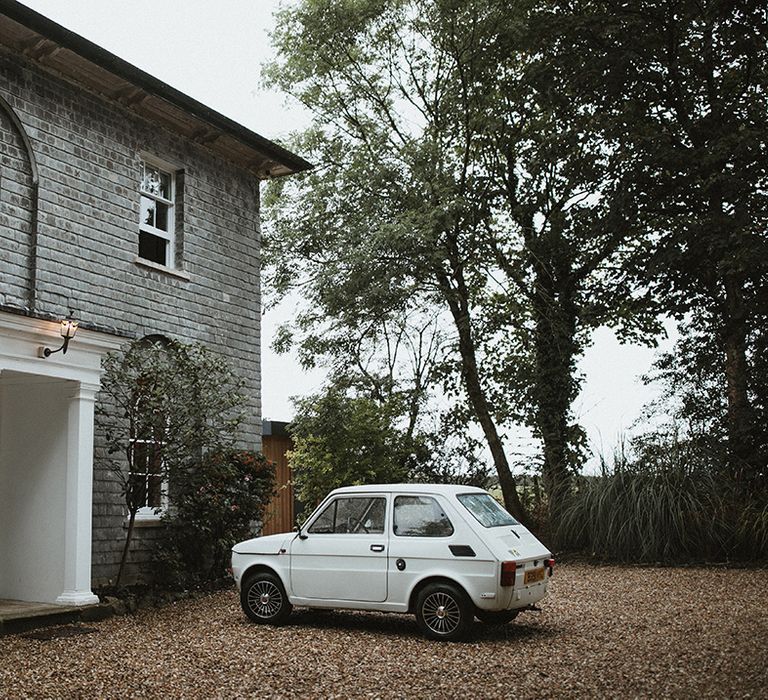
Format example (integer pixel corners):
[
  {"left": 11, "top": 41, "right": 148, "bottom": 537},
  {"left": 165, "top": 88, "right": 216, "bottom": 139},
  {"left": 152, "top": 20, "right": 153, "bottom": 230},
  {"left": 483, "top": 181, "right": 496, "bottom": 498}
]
[
  {"left": 415, "top": 582, "right": 472, "bottom": 641},
  {"left": 475, "top": 609, "right": 519, "bottom": 625},
  {"left": 240, "top": 571, "right": 292, "bottom": 625}
]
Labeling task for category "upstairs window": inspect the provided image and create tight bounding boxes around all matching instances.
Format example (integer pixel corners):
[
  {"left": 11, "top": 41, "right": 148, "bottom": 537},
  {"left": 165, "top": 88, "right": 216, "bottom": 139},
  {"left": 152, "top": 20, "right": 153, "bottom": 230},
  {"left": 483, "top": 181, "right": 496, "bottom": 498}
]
[{"left": 139, "top": 159, "right": 175, "bottom": 268}]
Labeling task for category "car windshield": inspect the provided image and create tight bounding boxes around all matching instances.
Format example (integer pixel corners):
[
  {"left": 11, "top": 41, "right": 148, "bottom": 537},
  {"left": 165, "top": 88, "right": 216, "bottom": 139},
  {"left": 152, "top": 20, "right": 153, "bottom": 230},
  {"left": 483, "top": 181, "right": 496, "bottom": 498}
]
[{"left": 457, "top": 493, "right": 519, "bottom": 528}]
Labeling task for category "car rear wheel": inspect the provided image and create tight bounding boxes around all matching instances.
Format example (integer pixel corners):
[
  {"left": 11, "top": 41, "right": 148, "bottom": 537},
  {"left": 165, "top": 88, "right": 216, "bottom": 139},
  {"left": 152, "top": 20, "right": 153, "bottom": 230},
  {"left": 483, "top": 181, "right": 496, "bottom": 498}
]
[
  {"left": 240, "top": 572, "right": 292, "bottom": 625},
  {"left": 415, "top": 582, "right": 472, "bottom": 641},
  {"left": 475, "top": 609, "right": 519, "bottom": 625}
]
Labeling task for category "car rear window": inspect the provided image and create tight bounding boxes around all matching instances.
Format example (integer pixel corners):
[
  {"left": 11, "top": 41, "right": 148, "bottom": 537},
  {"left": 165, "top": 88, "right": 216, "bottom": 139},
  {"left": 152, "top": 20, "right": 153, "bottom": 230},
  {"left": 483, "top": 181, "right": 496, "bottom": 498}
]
[
  {"left": 457, "top": 493, "right": 519, "bottom": 528},
  {"left": 393, "top": 496, "right": 454, "bottom": 537}
]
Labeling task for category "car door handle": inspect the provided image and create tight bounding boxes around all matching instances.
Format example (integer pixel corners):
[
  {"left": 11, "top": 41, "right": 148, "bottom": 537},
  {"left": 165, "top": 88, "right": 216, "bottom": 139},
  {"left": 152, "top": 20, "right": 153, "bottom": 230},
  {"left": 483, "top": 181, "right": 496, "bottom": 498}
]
[{"left": 370, "top": 544, "right": 385, "bottom": 552}]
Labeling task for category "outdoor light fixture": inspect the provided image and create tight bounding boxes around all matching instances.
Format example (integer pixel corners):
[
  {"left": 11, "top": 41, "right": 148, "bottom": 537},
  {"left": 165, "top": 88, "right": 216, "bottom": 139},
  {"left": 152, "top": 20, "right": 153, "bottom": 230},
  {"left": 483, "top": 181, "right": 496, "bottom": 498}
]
[{"left": 41, "top": 312, "right": 79, "bottom": 358}]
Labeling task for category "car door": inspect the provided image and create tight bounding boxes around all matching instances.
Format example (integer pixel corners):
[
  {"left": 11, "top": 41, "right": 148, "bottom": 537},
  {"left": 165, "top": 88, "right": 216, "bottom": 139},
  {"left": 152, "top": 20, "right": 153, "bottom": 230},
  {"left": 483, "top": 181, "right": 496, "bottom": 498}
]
[{"left": 290, "top": 494, "right": 389, "bottom": 603}]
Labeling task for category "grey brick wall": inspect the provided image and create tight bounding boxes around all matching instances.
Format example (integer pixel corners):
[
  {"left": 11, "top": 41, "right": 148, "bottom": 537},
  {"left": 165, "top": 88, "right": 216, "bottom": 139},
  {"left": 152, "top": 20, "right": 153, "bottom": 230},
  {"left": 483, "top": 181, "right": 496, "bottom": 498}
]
[
  {"left": 0, "top": 97, "right": 35, "bottom": 310},
  {"left": 0, "top": 47, "right": 264, "bottom": 586}
]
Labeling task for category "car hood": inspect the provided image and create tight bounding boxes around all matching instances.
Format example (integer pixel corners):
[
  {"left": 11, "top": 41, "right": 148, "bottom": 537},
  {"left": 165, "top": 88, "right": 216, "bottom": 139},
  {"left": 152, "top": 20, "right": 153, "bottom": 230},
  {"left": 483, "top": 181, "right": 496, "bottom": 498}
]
[{"left": 232, "top": 532, "right": 294, "bottom": 555}]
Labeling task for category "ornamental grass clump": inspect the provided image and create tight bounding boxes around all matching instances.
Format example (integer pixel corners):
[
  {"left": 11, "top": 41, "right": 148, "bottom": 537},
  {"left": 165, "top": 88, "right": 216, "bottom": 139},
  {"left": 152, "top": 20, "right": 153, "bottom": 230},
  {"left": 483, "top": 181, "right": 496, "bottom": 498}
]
[{"left": 556, "top": 462, "right": 768, "bottom": 563}]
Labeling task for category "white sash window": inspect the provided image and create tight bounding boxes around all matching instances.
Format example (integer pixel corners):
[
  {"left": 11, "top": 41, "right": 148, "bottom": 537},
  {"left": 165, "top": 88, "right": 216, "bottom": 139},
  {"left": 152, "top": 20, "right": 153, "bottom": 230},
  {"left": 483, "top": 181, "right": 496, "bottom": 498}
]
[{"left": 138, "top": 159, "right": 175, "bottom": 268}]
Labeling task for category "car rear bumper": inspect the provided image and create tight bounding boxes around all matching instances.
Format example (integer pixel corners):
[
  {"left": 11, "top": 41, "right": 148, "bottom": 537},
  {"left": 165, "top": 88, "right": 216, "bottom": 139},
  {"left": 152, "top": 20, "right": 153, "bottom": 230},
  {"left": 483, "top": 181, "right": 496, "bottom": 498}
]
[{"left": 473, "top": 578, "right": 549, "bottom": 612}]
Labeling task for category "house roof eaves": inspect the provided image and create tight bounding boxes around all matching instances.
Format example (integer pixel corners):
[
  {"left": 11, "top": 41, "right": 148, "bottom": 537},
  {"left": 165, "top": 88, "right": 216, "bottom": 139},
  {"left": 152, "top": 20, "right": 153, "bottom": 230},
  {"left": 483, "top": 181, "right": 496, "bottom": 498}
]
[{"left": 0, "top": 0, "right": 313, "bottom": 177}]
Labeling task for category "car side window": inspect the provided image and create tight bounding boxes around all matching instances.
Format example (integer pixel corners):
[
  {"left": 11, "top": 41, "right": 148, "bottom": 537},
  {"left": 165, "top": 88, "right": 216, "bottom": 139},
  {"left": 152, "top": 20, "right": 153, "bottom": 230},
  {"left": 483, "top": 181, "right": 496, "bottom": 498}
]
[
  {"left": 308, "top": 497, "right": 386, "bottom": 534},
  {"left": 393, "top": 495, "right": 454, "bottom": 537}
]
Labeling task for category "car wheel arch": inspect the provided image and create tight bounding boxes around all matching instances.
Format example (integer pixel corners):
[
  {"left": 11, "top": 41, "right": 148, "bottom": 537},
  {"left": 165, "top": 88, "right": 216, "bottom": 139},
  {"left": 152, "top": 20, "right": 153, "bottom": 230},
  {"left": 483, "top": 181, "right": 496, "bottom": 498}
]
[
  {"left": 241, "top": 563, "right": 285, "bottom": 588},
  {"left": 407, "top": 575, "right": 471, "bottom": 614}
]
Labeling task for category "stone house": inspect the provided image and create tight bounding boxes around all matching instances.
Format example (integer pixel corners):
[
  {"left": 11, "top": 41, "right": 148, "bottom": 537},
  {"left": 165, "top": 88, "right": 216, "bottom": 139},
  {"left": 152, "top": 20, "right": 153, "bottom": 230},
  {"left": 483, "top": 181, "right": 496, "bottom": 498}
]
[{"left": 0, "top": 0, "right": 309, "bottom": 605}]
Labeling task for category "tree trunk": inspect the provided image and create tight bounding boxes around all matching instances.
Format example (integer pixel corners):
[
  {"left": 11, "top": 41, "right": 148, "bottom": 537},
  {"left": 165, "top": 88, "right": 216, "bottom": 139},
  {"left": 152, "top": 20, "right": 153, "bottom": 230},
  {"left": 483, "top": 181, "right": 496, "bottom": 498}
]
[
  {"left": 437, "top": 272, "right": 531, "bottom": 526},
  {"left": 531, "top": 269, "right": 577, "bottom": 528},
  {"left": 721, "top": 269, "right": 757, "bottom": 481},
  {"left": 116, "top": 508, "right": 138, "bottom": 588}
]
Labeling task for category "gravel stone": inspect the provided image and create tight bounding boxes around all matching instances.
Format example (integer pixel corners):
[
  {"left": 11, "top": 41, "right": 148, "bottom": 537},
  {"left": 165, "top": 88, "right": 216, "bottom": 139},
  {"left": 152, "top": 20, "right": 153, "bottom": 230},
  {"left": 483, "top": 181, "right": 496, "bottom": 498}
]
[{"left": 0, "top": 563, "right": 766, "bottom": 699}]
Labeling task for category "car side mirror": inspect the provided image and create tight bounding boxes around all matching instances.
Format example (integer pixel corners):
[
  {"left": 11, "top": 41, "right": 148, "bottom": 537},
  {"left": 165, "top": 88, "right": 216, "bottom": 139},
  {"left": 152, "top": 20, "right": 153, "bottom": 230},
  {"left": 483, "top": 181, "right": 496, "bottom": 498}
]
[{"left": 295, "top": 524, "right": 308, "bottom": 540}]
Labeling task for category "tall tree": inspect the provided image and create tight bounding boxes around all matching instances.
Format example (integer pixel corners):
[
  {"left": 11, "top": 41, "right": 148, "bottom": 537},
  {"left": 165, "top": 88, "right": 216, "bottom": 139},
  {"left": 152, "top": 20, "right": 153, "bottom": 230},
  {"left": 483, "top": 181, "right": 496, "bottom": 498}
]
[
  {"left": 264, "top": 0, "right": 648, "bottom": 524},
  {"left": 538, "top": 0, "right": 768, "bottom": 480}
]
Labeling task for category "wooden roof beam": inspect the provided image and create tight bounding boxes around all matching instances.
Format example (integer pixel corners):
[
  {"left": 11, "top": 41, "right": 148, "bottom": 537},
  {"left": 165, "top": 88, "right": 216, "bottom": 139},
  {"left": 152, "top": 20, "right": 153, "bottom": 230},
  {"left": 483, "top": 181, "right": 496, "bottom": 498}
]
[
  {"left": 111, "top": 84, "right": 148, "bottom": 107},
  {"left": 21, "top": 36, "right": 60, "bottom": 61},
  {"left": 189, "top": 126, "right": 221, "bottom": 145}
]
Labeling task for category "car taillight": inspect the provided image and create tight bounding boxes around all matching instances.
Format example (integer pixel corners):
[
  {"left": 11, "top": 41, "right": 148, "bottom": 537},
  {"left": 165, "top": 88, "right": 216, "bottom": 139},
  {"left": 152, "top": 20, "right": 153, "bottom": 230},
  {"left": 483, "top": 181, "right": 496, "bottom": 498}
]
[
  {"left": 500, "top": 561, "right": 517, "bottom": 587},
  {"left": 545, "top": 557, "right": 555, "bottom": 576}
]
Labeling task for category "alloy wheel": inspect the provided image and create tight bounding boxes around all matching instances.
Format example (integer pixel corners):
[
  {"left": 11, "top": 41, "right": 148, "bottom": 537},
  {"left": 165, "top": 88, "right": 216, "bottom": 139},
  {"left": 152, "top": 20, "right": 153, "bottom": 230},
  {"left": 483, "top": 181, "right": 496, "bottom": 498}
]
[
  {"left": 421, "top": 591, "right": 462, "bottom": 636},
  {"left": 247, "top": 579, "right": 284, "bottom": 619}
]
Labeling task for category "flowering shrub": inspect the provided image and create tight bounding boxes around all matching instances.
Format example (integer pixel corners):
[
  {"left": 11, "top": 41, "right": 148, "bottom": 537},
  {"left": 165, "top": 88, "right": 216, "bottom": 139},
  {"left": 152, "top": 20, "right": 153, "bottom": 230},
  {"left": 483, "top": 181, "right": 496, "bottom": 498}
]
[
  {"left": 97, "top": 337, "right": 246, "bottom": 587},
  {"left": 155, "top": 450, "right": 275, "bottom": 587}
]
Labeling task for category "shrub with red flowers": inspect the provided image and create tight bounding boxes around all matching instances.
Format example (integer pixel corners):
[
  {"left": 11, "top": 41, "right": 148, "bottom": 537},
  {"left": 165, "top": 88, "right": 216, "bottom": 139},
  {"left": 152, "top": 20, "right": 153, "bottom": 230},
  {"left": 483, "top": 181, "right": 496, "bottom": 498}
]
[{"left": 155, "top": 449, "right": 275, "bottom": 587}]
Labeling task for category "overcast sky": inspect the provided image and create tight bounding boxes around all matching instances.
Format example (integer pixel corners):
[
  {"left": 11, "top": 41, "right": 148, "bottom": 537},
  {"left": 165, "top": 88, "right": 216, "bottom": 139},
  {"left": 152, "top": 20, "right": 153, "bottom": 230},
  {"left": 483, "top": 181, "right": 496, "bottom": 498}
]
[{"left": 18, "top": 0, "right": 674, "bottom": 466}]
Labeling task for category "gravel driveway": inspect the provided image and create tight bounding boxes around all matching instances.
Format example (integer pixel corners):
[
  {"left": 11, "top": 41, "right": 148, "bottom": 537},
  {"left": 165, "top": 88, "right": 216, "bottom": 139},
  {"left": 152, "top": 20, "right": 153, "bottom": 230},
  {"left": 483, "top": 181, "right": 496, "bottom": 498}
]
[{"left": 1, "top": 563, "right": 766, "bottom": 699}]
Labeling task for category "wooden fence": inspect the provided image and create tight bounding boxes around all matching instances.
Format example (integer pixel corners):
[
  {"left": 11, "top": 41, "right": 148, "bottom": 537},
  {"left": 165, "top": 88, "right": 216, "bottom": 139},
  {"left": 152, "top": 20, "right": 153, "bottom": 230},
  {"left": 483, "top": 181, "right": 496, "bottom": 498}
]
[{"left": 261, "top": 434, "right": 294, "bottom": 536}]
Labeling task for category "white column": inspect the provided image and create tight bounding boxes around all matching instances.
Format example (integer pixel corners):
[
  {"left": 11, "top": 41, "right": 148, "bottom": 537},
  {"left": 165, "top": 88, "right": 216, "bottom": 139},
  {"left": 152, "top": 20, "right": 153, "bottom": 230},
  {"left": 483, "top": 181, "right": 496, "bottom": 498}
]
[{"left": 56, "top": 381, "right": 100, "bottom": 606}]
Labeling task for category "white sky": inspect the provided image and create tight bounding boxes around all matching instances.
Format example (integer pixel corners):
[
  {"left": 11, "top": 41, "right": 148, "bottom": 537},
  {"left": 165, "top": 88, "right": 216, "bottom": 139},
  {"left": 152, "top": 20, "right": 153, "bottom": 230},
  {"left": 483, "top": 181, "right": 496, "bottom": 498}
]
[{"left": 18, "top": 0, "right": 674, "bottom": 467}]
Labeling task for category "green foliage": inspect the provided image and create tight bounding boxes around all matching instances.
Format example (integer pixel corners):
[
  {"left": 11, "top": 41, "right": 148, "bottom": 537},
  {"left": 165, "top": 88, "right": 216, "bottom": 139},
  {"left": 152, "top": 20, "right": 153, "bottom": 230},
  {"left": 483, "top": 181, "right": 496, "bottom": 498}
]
[
  {"left": 288, "top": 382, "right": 489, "bottom": 508},
  {"left": 638, "top": 316, "right": 768, "bottom": 487},
  {"left": 154, "top": 450, "right": 275, "bottom": 587},
  {"left": 288, "top": 387, "right": 412, "bottom": 506},
  {"left": 640, "top": 325, "right": 729, "bottom": 470},
  {"left": 408, "top": 432, "right": 494, "bottom": 491},
  {"left": 538, "top": 0, "right": 768, "bottom": 475},
  {"left": 266, "top": 0, "right": 767, "bottom": 535},
  {"left": 98, "top": 339, "right": 246, "bottom": 492},
  {"left": 97, "top": 337, "right": 247, "bottom": 586},
  {"left": 557, "top": 433, "right": 768, "bottom": 562},
  {"left": 264, "top": 0, "right": 656, "bottom": 522},
  {"left": 572, "top": 0, "right": 768, "bottom": 557},
  {"left": 558, "top": 310, "right": 768, "bottom": 561}
]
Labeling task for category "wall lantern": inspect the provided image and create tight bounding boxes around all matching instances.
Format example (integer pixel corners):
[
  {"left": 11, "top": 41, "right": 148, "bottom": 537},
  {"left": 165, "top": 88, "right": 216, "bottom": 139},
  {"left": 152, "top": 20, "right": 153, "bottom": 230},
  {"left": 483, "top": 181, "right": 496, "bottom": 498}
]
[{"left": 41, "top": 312, "right": 79, "bottom": 358}]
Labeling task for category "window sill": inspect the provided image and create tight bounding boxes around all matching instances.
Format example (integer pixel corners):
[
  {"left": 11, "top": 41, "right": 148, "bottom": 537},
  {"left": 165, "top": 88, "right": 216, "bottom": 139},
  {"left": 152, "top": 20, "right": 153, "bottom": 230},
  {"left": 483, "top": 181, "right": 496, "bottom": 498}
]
[
  {"left": 134, "top": 256, "right": 191, "bottom": 281},
  {"left": 126, "top": 513, "right": 165, "bottom": 528}
]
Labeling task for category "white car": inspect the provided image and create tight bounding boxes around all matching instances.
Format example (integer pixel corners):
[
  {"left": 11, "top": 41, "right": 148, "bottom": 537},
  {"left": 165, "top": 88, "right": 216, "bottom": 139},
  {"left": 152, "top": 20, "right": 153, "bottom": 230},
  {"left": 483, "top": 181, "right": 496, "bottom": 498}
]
[{"left": 231, "top": 483, "right": 554, "bottom": 641}]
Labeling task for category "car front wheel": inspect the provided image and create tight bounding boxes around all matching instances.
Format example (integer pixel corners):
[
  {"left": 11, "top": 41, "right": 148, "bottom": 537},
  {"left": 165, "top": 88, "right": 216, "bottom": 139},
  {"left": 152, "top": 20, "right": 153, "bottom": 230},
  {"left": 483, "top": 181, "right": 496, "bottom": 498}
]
[
  {"left": 415, "top": 582, "right": 472, "bottom": 641},
  {"left": 240, "top": 572, "right": 292, "bottom": 625}
]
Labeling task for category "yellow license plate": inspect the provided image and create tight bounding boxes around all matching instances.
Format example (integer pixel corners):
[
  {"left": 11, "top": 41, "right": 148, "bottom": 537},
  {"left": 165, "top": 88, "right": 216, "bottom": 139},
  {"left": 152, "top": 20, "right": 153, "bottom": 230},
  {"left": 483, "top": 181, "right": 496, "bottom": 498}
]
[{"left": 524, "top": 568, "right": 545, "bottom": 585}]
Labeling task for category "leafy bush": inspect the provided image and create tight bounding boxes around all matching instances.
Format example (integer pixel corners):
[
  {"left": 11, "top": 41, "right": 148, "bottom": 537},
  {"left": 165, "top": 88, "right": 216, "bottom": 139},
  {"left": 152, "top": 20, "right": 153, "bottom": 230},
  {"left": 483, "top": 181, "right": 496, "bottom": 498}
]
[
  {"left": 288, "top": 385, "right": 492, "bottom": 510},
  {"left": 155, "top": 450, "right": 275, "bottom": 587},
  {"left": 97, "top": 337, "right": 246, "bottom": 586},
  {"left": 288, "top": 389, "right": 413, "bottom": 507}
]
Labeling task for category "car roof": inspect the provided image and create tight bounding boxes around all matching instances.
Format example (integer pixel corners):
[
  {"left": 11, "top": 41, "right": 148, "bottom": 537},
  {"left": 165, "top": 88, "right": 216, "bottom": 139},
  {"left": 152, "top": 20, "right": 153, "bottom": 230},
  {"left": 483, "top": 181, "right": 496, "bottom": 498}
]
[{"left": 328, "top": 483, "right": 488, "bottom": 497}]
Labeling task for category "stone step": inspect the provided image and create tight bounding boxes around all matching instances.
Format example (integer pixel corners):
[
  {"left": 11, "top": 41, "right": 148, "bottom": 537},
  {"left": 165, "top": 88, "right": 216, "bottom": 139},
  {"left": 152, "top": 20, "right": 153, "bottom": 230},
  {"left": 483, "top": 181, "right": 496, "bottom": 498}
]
[{"left": 0, "top": 599, "right": 113, "bottom": 636}]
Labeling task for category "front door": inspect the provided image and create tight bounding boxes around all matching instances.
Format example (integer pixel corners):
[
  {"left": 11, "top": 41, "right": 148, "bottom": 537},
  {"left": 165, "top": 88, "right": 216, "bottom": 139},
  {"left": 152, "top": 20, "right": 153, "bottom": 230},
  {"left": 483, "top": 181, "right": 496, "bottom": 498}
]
[{"left": 290, "top": 495, "right": 389, "bottom": 602}]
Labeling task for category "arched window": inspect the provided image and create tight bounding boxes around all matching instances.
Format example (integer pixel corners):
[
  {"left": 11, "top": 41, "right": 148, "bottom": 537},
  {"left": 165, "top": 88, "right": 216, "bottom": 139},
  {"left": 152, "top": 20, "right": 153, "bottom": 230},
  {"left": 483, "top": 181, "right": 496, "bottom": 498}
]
[
  {"left": 128, "top": 335, "right": 172, "bottom": 519},
  {"left": 0, "top": 94, "right": 37, "bottom": 309},
  {"left": 129, "top": 387, "right": 166, "bottom": 515}
]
